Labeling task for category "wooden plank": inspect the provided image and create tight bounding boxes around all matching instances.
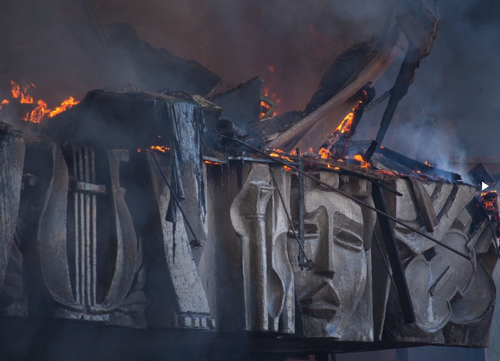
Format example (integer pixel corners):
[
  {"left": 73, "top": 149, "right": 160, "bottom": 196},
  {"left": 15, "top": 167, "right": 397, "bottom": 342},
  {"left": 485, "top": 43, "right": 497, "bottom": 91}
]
[
  {"left": 266, "top": 28, "right": 404, "bottom": 152},
  {"left": 409, "top": 177, "right": 438, "bottom": 232}
]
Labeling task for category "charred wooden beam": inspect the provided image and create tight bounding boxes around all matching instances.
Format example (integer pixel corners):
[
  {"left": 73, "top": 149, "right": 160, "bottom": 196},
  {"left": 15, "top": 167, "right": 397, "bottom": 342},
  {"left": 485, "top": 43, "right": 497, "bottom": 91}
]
[
  {"left": 409, "top": 177, "right": 437, "bottom": 232},
  {"left": 266, "top": 29, "right": 403, "bottom": 152},
  {"left": 215, "top": 119, "right": 246, "bottom": 139},
  {"left": 375, "top": 44, "right": 421, "bottom": 146},
  {"left": 340, "top": 86, "right": 375, "bottom": 156},
  {"left": 321, "top": 86, "right": 374, "bottom": 157}
]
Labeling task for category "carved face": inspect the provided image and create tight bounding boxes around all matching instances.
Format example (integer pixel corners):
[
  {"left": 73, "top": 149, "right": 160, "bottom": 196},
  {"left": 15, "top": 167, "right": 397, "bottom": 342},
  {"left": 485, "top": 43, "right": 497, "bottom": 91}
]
[{"left": 288, "top": 189, "right": 367, "bottom": 338}]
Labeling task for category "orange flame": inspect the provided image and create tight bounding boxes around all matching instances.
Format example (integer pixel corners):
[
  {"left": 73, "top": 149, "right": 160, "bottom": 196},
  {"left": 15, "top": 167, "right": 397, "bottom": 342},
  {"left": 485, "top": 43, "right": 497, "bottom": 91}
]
[
  {"left": 318, "top": 147, "right": 331, "bottom": 159},
  {"left": 481, "top": 191, "right": 500, "bottom": 240},
  {"left": 335, "top": 112, "right": 355, "bottom": 134},
  {"left": 269, "top": 148, "right": 295, "bottom": 171},
  {"left": 24, "top": 100, "right": 49, "bottom": 123},
  {"left": 0, "top": 99, "right": 8, "bottom": 110},
  {"left": 9, "top": 81, "right": 34, "bottom": 104},
  {"left": 49, "top": 97, "right": 79, "bottom": 118},
  {"left": 3, "top": 81, "right": 79, "bottom": 123},
  {"left": 150, "top": 145, "right": 170, "bottom": 153},
  {"left": 353, "top": 154, "right": 371, "bottom": 169},
  {"left": 10, "top": 81, "right": 20, "bottom": 99}
]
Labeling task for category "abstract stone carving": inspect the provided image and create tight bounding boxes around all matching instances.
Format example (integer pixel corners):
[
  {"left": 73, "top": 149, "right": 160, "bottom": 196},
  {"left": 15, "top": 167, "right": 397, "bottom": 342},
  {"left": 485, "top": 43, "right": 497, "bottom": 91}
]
[{"left": 381, "top": 178, "right": 497, "bottom": 346}]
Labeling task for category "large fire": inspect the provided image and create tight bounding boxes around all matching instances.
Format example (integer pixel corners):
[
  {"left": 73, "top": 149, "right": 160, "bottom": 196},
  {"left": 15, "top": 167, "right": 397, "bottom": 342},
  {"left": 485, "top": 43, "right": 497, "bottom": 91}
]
[{"left": 0, "top": 81, "right": 79, "bottom": 123}]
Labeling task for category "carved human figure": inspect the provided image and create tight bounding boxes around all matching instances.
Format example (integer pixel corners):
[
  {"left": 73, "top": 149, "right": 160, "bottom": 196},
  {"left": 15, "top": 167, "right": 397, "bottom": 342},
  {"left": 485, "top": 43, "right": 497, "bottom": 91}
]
[{"left": 288, "top": 174, "right": 374, "bottom": 339}]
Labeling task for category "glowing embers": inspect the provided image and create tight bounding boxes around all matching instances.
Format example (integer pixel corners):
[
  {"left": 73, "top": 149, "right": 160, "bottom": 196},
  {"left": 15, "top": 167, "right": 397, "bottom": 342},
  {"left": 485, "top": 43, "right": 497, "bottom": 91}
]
[
  {"left": 0, "top": 80, "right": 79, "bottom": 123},
  {"left": 260, "top": 86, "right": 280, "bottom": 119},
  {"left": 480, "top": 190, "right": 500, "bottom": 240},
  {"left": 204, "top": 160, "right": 223, "bottom": 166},
  {"left": 269, "top": 148, "right": 295, "bottom": 171},
  {"left": 137, "top": 145, "right": 171, "bottom": 153},
  {"left": 481, "top": 190, "right": 498, "bottom": 214}
]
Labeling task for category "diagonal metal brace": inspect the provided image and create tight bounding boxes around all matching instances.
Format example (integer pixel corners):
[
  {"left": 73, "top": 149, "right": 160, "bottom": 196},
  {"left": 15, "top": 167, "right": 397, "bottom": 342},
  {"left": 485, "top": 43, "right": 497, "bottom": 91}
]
[{"left": 372, "top": 184, "right": 415, "bottom": 323}]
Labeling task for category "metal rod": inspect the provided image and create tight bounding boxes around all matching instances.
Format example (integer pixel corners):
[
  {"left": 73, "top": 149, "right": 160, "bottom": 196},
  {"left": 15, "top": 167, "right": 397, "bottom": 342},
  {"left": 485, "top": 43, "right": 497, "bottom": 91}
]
[
  {"left": 269, "top": 170, "right": 313, "bottom": 269},
  {"left": 374, "top": 232, "right": 398, "bottom": 294},
  {"left": 151, "top": 154, "right": 200, "bottom": 245},
  {"left": 72, "top": 146, "right": 80, "bottom": 304},
  {"left": 84, "top": 146, "right": 92, "bottom": 308},
  {"left": 90, "top": 148, "right": 97, "bottom": 306},
  {"left": 225, "top": 136, "right": 472, "bottom": 261},
  {"left": 365, "top": 89, "right": 393, "bottom": 112},
  {"left": 297, "top": 148, "right": 306, "bottom": 269},
  {"left": 372, "top": 184, "right": 415, "bottom": 323},
  {"left": 375, "top": 44, "right": 421, "bottom": 145}
]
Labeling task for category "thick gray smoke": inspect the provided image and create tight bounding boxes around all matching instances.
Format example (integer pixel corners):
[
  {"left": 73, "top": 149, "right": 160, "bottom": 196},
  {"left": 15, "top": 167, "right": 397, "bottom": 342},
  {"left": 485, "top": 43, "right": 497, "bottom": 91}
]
[
  {"left": 386, "top": 0, "right": 500, "bottom": 158},
  {"left": 92, "top": 0, "right": 395, "bottom": 112},
  {"left": 92, "top": 0, "right": 500, "bottom": 160}
]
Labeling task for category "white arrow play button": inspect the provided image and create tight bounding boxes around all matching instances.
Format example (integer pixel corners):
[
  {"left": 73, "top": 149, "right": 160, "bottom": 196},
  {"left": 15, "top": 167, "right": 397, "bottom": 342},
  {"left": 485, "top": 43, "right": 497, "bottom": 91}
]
[{"left": 482, "top": 182, "right": 489, "bottom": 191}]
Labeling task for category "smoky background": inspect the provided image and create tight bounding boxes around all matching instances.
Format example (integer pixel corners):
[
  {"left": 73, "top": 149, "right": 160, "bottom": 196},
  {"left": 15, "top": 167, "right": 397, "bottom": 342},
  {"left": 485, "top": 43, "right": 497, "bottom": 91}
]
[{"left": 1, "top": 0, "right": 499, "bottom": 156}]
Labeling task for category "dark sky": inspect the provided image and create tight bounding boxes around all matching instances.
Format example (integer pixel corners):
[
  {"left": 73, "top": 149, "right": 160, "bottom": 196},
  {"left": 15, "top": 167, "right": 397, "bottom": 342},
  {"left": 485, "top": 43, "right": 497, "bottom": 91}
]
[
  {"left": 92, "top": 0, "right": 395, "bottom": 113},
  {"left": 1, "top": 0, "right": 499, "bottom": 158}
]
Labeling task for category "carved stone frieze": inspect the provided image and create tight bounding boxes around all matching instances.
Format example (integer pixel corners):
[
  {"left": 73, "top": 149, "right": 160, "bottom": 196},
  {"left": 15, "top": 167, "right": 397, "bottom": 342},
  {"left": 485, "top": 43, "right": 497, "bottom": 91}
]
[
  {"left": 0, "top": 114, "right": 496, "bottom": 348},
  {"left": 230, "top": 164, "right": 376, "bottom": 340},
  {"left": 381, "top": 178, "right": 497, "bottom": 346}
]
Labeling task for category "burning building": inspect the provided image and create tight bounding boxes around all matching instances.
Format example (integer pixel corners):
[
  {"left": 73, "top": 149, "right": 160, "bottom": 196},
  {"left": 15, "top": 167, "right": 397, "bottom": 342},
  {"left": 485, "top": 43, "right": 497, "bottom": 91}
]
[{"left": 0, "top": 0, "right": 499, "bottom": 360}]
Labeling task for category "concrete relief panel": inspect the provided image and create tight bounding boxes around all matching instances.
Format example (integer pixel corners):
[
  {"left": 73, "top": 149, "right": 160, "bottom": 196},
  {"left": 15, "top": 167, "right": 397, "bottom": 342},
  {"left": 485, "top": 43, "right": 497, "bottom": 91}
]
[
  {"left": 17, "top": 140, "right": 146, "bottom": 326},
  {"left": 144, "top": 153, "right": 214, "bottom": 330},
  {"left": 231, "top": 165, "right": 375, "bottom": 340},
  {"left": 230, "top": 164, "right": 294, "bottom": 332},
  {"left": 289, "top": 174, "right": 374, "bottom": 340},
  {"left": 382, "top": 178, "right": 497, "bottom": 346}
]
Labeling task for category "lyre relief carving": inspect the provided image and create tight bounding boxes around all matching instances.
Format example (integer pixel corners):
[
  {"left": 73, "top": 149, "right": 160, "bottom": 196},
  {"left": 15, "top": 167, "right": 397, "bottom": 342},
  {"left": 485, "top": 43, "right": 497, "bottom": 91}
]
[{"left": 20, "top": 139, "right": 144, "bottom": 325}]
